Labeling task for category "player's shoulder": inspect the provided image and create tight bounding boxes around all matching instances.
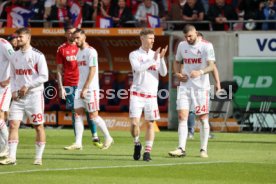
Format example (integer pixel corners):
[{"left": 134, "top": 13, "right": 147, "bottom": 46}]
[
  {"left": 57, "top": 43, "right": 67, "bottom": 51},
  {"left": 86, "top": 46, "right": 97, "bottom": 54},
  {"left": 0, "top": 38, "right": 12, "bottom": 47},
  {"left": 32, "top": 47, "right": 44, "bottom": 55},
  {"left": 178, "top": 40, "right": 188, "bottom": 47},
  {"left": 129, "top": 48, "right": 140, "bottom": 56}
]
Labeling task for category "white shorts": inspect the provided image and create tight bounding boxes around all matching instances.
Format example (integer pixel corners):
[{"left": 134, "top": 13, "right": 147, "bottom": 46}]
[
  {"left": 0, "top": 85, "right": 11, "bottom": 112},
  {"left": 9, "top": 91, "right": 45, "bottom": 125},
  {"left": 129, "top": 92, "right": 160, "bottom": 121},
  {"left": 176, "top": 87, "right": 209, "bottom": 115},
  {"left": 74, "top": 89, "right": 99, "bottom": 112}
]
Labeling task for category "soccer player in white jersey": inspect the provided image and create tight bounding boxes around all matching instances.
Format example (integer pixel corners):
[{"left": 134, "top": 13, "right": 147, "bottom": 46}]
[
  {"left": 168, "top": 24, "right": 215, "bottom": 158},
  {"left": 0, "top": 28, "right": 48, "bottom": 165},
  {"left": 71, "top": 29, "right": 113, "bottom": 150},
  {"left": 129, "top": 29, "right": 168, "bottom": 161},
  {"left": 0, "top": 38, "right": 14, "bottom": 158}
]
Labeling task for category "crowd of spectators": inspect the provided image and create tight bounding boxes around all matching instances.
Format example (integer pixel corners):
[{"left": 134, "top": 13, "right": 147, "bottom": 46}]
[{"left": 0, "top": 0, "right": 275, "bottom": 30}]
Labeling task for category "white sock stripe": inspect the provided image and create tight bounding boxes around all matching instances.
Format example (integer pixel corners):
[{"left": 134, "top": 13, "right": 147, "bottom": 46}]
[{"left": 36, "top": 142, "right": 46, "bottom": 146}]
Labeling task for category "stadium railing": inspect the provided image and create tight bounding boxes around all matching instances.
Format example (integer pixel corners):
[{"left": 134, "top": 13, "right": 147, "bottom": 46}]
[{"left": 1, "top": 19, "right": 276, "bottom": 31}]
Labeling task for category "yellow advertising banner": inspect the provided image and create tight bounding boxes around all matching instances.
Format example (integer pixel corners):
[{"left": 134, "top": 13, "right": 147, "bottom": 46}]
[{"left": 0, "top": 28, "right": 164, "bottom": 36}]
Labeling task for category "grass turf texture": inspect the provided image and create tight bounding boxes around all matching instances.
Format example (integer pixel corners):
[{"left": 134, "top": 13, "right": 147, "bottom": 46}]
[{"left": 0, "top": 129, "right": 276, "bottom": 184}]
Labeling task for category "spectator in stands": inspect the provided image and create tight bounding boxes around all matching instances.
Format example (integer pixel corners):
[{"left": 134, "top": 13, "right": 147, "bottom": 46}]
[
  {"left": 167, "top": 0, "right": 187, "bottom": 30},
  {"left": 92, "top": 0, "right": 112, "bottom": 22},
  {"left": 135, "top": 0, "right": 159, "bottom": 27},
  {"left": 258, "top": 0, "right": 276, "bottom": 30},
  {"left": 238, "top": 0, "right": 263, "bottom": 30},
  {"left": 43, "top": 0, "right": 55, "bottom": 27},
  {"left": 182, "top": 0, "right": 208, "bottom": 30},
  {"left": 81, "top": 0, "right": 94, "bottom": 27},
  {"left": 208, "top": 0, "right": 238, "bottom": 30},
  {"left": 28, "top": 0, "right": 45, "bottom": 27},
  {"left": 110, "top": 0, "right": 134, "bottom": 27},
  {"left": 47, "top": 0, "right": 70, "bottom": 28}
]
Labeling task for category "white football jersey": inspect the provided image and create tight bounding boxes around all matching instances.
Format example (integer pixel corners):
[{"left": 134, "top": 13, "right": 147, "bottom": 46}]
[
  {"left": 10, "top": 47, "right": 49, "bottom": 93},
  {"left": 0, "top": 38, "right": 14, "bottom": 82},
  {"left": 175, "top": 39, "right": 215, "bottom": 90},
  {"left": 129, "top": 47, "right": 167, "bottom": 95},
  {"left": 76, "top": 46, "right": 99, "bottom": 90}
]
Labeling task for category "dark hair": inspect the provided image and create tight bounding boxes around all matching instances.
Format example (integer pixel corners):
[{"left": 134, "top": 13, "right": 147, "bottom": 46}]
[
  {"left": 7, "top": 34, "right": 17, "bottom": 41},
  {"left": 64, "top": 24, "right": 75, "bottom": 32},
  {"left": 183, "top": 24, "right": 196, "bottom": 34},
  {"left": 73, "top": 28, "right": 85, "bottom": 35},
  {"left": 15, "top": 28, "right": 31, "bottom": 35},
  {"left": 140, "top": 28, "right": 154, "bottom": 36}
]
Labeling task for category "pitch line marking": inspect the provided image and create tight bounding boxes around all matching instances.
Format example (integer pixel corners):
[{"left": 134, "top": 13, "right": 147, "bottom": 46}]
[{"left": 0, "top": 161, "right": 230, "bottom": 175}]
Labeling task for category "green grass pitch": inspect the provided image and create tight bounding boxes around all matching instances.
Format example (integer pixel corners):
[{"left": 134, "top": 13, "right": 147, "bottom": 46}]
[{"left": 1, "top": 129, "right": 276, "bottom": 184}]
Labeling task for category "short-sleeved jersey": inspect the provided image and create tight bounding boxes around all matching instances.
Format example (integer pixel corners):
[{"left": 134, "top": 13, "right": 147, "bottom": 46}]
[
  {"left": 175, "top": 39, "right": 215, "bottom": 90},
  {"left": 56, "top": 42, "right": 79, "bottom": 86},
  {"left": 0, "top": 38, "right": 14, "bottom": 82},
  {"left": 76, "top": 46, "right": 99, "bottom": 90},
  {"left": 10, "top": 47, "right": 49, "bottom": 93},
  {"left": 129, "top": 47, "right": 162, "bottom": 95}
]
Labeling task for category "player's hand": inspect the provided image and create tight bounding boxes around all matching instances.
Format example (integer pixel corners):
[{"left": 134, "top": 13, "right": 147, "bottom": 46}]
[
  {"left": 190, "top": 70, "right": 201, "bottom": 78},
  {"left": 59, "top": 87, "right": 66, "bottom": 100},
  {"left": 175, "top": 73, "right": 188, "bottom": 82},
  {"left": 160, "top": 45, "right": 168, "bottom": 59},
  {"left": 18, "top": 86, "right": 28, "bottom": 98},
  {"left": 12, "top": 91, "right": 20, "bottom": 101},
  {"left": 80, "top": 88, "right": 88, "bottom": 99},
  {"left": 154, "top": 47, "right": 161, "bottom": 60},
  {"left": 0, "top": 78, "right": 10, "bottom": 88},
  {"left": 215, "top": 82, "right": 221, "bottom": 92}
]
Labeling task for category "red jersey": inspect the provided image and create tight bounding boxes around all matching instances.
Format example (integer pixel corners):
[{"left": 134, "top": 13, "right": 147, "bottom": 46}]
[{"left": 56, "top": 42, "right": 79, "bottom": 86}]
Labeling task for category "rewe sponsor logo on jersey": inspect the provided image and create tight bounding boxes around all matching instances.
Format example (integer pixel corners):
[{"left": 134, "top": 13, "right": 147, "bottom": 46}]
[
  {"left": 66, "top": 55, "right": 77, "bottom": 61},
  {"left": 16, "top": 69, "right": 32, "bottom": 75},
  {"left": 184, "top": 58, "right": 202, "bottom": 64},
  {"left": 78, "top": 61, "right": 87, "bottom": 66}
]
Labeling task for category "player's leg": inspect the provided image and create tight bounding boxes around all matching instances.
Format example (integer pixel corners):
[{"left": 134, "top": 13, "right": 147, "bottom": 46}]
[
  {"left": 64, "top": 95, "right": 85, "bottom": 150},
  {"left": 0, "top": 86, "right": 11, "bottom": 157},
  {"left": 89, "top": 110, "right": 113, "bottom": 149},
  {"left": 129, "top": 95, "right": 143, "bottom": 160},
  {"left": 194, "top": 89, "right": 210, "bottom": 158},
  {"left": 198, "top": 113, "right": 209, "bottom": 158},
  {"left": 65, "top": 86, "right": 76, "bottom": 135},
  {"left": 142, "top": 97, "right": 160, "bottom": 161},
  {"left": 0, "top": 98, "right": 24, "bottom": 165},
  {"left": 26, "top": 91, "right": 46, "bottom": 165},
  {"left": 86, "top": 111, "right": 102, "bottom": 148},
  {"left": 86, "top": 90, "right": 112, "bottom": 149},
  {"left": 169, "top": 88, "right": 189, "bottom": 157},
  {"left": 0, "top": 111, "right": 9, "bottom": 157},
  {"left": 187, "top": 111, "right": 195, "bottom": 139}
]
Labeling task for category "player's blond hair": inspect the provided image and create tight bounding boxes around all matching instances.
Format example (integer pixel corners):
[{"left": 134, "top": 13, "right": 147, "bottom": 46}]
[{"left": 140, "top": 29, "right": 154, "bottom": 36}]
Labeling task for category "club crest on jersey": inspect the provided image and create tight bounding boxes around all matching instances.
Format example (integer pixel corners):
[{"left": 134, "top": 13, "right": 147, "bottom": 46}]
[{"left": 197, "top": 50, "right": 201, "bottom": 56}]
